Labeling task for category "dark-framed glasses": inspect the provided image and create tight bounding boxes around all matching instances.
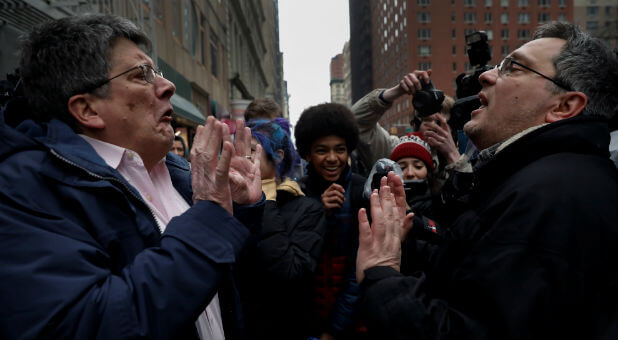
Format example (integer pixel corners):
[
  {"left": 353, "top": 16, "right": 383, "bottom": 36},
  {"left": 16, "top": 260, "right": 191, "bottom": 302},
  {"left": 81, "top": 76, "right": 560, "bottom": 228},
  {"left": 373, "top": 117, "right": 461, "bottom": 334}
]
[
  {"left": 496, "top": 56, "right": 571, "bottom": 91},
  {"left": 91, "top": 64, "right": 163, "bottom": 91}
]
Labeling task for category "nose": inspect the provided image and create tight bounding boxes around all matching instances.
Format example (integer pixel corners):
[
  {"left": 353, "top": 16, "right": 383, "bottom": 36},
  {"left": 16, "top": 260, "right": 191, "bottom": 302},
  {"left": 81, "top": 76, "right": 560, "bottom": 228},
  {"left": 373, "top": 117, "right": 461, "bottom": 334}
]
[
  {"left": 326, "top": 150, "right": 337, "bottom": 162},
  {"left": 156, "top": 75, "right": 176, "bottom": 99},
  {"left": 403, "top": 167, "right": 417, "bottom": 180},
  {"left": 478, "top": 67, "right": 498, "bottom": 87}
]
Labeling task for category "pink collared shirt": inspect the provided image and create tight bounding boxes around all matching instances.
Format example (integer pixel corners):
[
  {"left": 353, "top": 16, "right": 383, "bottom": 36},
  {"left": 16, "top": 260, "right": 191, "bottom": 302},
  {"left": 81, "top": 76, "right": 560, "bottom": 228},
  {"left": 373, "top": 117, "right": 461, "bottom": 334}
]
[{"left": 80, "top": 135, "right": 225, "bottom": 340}]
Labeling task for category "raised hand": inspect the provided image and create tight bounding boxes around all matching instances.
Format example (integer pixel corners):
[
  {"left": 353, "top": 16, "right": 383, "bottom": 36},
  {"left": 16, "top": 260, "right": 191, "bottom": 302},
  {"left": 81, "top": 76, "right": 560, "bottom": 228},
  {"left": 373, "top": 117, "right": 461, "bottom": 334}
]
[
  {"left": 382, "top": 70, "right": 432, "bottom": 102},
  {"left": 190, "top": 116, "right": 235, "bottom": 214},
  {"left": 356, "top": 172, "right": 414, "bottom": 283},
  {"left": 422, "top": 113, "right": 460, "bottom": 165},
  {"left": 229, "top": 119, "right": 262, "bottom": 205}
]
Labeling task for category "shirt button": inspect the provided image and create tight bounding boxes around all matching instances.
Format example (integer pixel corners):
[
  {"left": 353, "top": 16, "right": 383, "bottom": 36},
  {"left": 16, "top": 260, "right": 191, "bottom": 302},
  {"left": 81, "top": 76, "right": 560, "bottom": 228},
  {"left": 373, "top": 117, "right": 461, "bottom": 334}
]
[
  {"left": 127, "top": 152, "right": 134, "bottom": 160},
  {"left": 145, "top": 193, "right": 152, "bottom": 202}
]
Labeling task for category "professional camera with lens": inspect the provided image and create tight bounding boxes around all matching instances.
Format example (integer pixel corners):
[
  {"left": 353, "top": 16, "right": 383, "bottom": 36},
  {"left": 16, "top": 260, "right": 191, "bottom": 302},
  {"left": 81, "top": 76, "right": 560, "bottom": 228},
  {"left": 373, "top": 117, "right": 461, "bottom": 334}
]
[
  {"left": 412, "top": 78, "right": 445, "bottom": 118},
  {"left": 450, "top": 31, "right": 493, "bottom": 130}
]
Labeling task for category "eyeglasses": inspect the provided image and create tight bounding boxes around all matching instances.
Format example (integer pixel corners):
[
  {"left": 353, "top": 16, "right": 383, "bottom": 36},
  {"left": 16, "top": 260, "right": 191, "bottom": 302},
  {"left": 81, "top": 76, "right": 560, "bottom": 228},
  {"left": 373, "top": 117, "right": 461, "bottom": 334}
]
[
  {"left": 496, "top": 56, "right": 571, "bottom": 91},
  {"left": 89, "top": 64, "right": 163, "bottom": 92}
]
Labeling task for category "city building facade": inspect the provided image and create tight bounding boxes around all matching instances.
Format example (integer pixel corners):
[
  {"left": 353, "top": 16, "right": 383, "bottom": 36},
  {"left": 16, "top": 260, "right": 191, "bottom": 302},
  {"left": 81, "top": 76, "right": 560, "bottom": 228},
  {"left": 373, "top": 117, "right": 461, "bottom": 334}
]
[
  {"left": 351, "top": 0, "right": 575, "bottom": 136},
  {"left": 0, "top": 0, "right": 286, "bottom": 145},
  {"left": 573, "top": 0, "right": 618, "bottom": 48}
]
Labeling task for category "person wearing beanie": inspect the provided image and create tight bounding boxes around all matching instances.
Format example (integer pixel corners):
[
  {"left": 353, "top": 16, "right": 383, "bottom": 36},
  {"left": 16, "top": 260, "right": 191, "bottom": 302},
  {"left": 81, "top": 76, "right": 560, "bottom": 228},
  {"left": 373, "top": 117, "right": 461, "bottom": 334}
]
[{"left": 389, "top": 132, "right": 434, "bottom": 181}]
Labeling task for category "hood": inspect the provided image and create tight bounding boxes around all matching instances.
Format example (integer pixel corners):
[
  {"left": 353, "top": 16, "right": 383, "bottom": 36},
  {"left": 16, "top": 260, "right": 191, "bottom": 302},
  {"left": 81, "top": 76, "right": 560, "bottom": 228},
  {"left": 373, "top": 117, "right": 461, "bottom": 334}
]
[{"left": 0, "top": 101, "right": 118, "bottom": 177}]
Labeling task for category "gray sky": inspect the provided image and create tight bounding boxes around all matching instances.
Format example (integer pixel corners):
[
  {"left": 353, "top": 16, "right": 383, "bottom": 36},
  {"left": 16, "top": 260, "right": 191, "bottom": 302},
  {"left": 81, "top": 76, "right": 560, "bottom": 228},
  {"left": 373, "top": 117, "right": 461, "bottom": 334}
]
[{"left": 279, "top": 0, "right": 350, "bottom": 127}]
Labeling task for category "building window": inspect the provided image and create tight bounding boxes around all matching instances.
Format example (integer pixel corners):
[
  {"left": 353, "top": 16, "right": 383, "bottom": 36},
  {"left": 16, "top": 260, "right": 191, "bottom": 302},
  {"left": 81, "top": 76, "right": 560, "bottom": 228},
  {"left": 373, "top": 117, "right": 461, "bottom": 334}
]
[
  {"left": 517, "top": 0, "right": 529, "bottom": 7},
  {"left": 501, "top": 13, "right": 509, "bottom": 23},
  {"left": 486, "top": 29, "right": 493, "bottom": 40},
  {"left": 501, "top": 29, "right": 509, "bottom": 39},
  {"left": 418, "top": 28, "right": 431, "bottom": 40},
  {"left": 419, "top": 62, "right": 432, "bottom": 70},
  {"left": 501, "top": 45, "right": 509, "bottom": 56},
  {"left": 200, "top": 16, "right": 206, "bottom": 65},
  {"left": 465, "top": 62, "right": 473, "bottom": 71},
  {"left": 517, "top": 29, "right": 530, "bottom": 39},
  {"left": 464, "top": 12, "right": 477, "bottom": 23},
  {"left": 518, "top": 13, "right": 530, "bottom": 23},
  {"left": 418, "top": 0, "right": 430, "bottom": 5},
  {"left": 464, "top": 0, "right": 477, "bottom": 6},
  {"left": 153, "top": 0, "right": 164, "bottom": 20},
  {"left": 558, "top": 0, "right": 566, "bottom": 7},
  {"left": 587, "top": 6, "right": 599, "bottom": 16},
  {"left": 452, "top": 12, "right": 456, "bottom": 22},
  {"left": 485, "top": 12, "right": 493, "bottom": 23},
  {"left": 606, "top": 6, "right": 612, "bottom": 15},
  {"left": 452, "top": 45, "right": 457, "bottom": 55},
  {"left": 558, "top": 13, "right": 566, "bottom": 21},
  {"left": 171, "top": 0, "right": 180, "bottom": 38},
  {"left": 452, "top": 28, "right": 456, "bottom": 38},
  {"left": 182, "top": 0, "right": 198, "bottom": 56},
  {"left": 210, "top": 33, "right": 218, "bottom": 77},
  {"left": 586, "top": 21, "right": 599, "bottom": 31},
  {"left": 538, "top": 0, "right": 550, "bottom": 7},
  {"left": 538, "top": 12, "right": 550, "bottom": 22},
  {"left": 417, "top": 12, "right": 431, "bottom": 23},
  {"left": 501, "top": 0, "right": 508, "bottom": 6},
  {"left": 485, "top": 0, "right": 493, "bottom": 6},
  {"left": 453, "top": 62, "right": 457, "bottom": 72},
  {"left": 418, "top": 45, "right": 432, "bottom": 56}
]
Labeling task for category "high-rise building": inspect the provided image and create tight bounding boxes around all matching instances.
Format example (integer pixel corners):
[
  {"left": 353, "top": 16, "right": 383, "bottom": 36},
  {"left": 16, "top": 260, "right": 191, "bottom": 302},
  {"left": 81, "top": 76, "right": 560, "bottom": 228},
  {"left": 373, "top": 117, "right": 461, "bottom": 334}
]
[
  {"left": 574, "top": 0, "right": 618, "bottom": 48},
  {"left": 330, "top": 53, "right": 347, "bottom": 104},
  {"left": 353, "top": 0, "right": 574, "bottom": 136},
  {"left": 0, "top": 0, "right": 286, "bottom": 141},
  {"left": 343, "top": 41, "right": 353, "bottom": 107},
  {"left": 349, "top": 0, "right": 374, "bottom": 103}
]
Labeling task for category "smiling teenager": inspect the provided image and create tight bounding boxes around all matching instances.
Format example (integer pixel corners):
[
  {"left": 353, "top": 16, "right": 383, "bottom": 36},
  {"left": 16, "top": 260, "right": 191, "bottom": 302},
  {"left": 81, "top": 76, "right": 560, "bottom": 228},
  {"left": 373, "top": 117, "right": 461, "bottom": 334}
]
[{"left": 294, "top": 103, "right": 370, "bottom": 339}]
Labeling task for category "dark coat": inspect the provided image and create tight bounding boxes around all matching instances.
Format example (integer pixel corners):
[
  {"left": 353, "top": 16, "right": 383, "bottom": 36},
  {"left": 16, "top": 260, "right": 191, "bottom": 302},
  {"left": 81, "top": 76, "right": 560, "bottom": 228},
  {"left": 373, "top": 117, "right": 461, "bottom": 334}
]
[
  {"left": 237, "top": 187, "right": 327, "bottom": 339},
  {"left": 0, "top": 115, "right": 264, "bottom": 340},
  {"left": 360, "top": 116, "right": 618, "bottom": 340},
  {"left": 299, "top": 166, "right": 369, "bottom": 338}
]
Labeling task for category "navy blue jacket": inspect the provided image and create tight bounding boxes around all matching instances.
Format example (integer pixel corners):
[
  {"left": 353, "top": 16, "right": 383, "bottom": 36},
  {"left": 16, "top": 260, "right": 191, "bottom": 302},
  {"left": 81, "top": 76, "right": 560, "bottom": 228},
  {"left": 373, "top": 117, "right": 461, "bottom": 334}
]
[{"left": 0, "top": 113, "right": 264, "bottom": 340}]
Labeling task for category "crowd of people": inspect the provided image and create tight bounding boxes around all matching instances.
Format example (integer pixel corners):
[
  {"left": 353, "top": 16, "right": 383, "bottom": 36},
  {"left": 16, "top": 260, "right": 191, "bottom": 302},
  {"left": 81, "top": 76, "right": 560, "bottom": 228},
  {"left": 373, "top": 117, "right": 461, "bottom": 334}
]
[{"left": 1, "top": 13, "right": 618, "bottom": 340}]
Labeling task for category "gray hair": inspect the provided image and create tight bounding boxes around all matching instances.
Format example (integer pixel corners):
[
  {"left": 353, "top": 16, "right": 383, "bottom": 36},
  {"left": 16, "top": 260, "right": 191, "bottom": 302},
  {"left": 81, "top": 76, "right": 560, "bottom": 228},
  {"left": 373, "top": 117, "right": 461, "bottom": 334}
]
[
  {"left": 19, "top": 14, "right": 151, "bottom": 130},
  {"left": 533, "top": 21, "right": 618, "bottom": 119}
]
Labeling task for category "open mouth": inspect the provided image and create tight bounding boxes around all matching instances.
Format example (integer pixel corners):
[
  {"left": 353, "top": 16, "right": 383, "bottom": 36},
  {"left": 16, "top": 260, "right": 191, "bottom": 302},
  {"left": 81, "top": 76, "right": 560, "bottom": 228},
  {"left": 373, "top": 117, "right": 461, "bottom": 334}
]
[{"left": 160, "top": 109, "right": 173, "bottom": 121}]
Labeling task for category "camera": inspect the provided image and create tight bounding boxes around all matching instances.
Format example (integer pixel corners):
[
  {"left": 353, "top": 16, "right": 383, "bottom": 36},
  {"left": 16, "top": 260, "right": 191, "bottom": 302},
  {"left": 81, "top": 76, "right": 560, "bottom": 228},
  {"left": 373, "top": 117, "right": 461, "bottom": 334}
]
[
  {"left": 450, "top": 31, "right": 493, "bottom": 130},
  {"left": 363, "top": 159, "right": 404, "bottom": 200},
  {"left": 412, "top": 79, "right": 445, "bottom": 118}
]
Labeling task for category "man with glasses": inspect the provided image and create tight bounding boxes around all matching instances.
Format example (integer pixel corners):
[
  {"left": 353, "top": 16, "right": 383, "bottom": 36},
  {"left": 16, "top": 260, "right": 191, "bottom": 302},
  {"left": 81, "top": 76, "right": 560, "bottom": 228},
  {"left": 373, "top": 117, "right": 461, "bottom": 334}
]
[
  {"left": 0, "top": 14, "right": 263, "bottom": 340},
  {"left": 356, "top": 21, "right": 618, "bottom": 339}
]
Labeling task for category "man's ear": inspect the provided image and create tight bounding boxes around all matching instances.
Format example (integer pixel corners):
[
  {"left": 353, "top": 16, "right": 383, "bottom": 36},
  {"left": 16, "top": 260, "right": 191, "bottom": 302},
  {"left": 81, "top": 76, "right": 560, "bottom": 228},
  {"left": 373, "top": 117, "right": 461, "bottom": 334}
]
[
  {"left": 545, "top": 91, "right": 587, "bottom": 123},
  {"left": 67, "top": 94, "right": 105, "bottom": 129}
]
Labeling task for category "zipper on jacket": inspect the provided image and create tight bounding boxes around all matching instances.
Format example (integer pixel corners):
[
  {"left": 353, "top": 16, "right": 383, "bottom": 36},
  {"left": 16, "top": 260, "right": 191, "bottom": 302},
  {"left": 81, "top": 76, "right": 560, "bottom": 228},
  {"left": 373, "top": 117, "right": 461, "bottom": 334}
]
[{"left": 50, "top": 149, "right": 163, "bottom": 235}]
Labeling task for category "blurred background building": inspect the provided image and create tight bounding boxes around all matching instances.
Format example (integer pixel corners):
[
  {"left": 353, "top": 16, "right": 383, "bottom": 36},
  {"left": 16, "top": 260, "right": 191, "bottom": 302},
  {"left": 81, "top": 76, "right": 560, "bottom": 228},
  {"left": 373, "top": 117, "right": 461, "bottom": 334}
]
[
  {"left": 348, "top": 0, "right": 616, "bottom": 137},
  {"left": 0, "top": 0, "right": 288, "bottom": 146}
]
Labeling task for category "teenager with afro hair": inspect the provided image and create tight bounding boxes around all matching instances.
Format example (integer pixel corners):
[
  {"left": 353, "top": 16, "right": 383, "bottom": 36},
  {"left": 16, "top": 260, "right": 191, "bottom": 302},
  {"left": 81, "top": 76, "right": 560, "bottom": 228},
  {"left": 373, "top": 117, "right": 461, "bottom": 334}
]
[{"left": 294, "top": 103, "right": 369, "bottom": 339}]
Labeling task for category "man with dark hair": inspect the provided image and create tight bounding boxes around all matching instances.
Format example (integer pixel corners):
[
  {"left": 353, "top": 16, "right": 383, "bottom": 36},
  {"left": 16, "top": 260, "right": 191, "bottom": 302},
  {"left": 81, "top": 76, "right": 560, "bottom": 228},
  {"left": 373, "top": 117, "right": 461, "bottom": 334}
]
[
  {"left": 0, "top": 14, "right": 263, "bottom": 340},
  {"left": 244, "top": 97, "right": 282, "bottom": 121},
  {"left": 357, "top": 21, "right": 618, "bottom": 339}
]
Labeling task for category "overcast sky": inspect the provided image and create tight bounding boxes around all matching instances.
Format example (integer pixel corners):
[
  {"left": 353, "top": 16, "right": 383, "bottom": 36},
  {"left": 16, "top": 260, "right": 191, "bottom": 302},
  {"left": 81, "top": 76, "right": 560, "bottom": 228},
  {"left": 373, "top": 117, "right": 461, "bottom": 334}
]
[{"left": 278, "top": 0, "right": 350, "bottom": 127}]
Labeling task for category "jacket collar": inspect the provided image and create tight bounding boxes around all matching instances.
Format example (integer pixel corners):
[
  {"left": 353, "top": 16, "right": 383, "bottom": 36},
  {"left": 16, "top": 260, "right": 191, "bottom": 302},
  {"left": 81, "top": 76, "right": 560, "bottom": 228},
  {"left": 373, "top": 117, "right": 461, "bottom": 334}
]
[{"left": 473, "top": 115, "right": 610, "bottom": 186}]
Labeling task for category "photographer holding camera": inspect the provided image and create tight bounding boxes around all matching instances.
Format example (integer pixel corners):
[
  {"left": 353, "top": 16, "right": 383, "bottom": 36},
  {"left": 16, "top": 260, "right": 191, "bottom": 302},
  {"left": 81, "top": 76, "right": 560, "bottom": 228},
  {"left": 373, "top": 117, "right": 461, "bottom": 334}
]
[
  {"left": 351, "top": 70, "right": 458, "bottom": 186},
  {"left": 356, "top": 21, "right": 618, "bottom": 340}
]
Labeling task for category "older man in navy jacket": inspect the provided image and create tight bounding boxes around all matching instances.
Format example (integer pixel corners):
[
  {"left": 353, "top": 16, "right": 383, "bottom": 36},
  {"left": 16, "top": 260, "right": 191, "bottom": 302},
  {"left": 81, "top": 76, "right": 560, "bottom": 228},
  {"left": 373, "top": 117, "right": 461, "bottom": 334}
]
[{"left": 0, "top": 14, "right": 263, "bottom": 340}]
